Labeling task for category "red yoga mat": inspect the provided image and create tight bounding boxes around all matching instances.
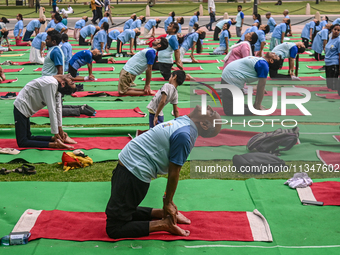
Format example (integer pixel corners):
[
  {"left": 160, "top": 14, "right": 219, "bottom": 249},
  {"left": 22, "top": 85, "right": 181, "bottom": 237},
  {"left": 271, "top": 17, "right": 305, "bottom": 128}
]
[
  {"left": 13, "top": 209, "right": 272, "bottom": 242},
  {"left": 33, "top": 107, "right": 146, "bottom": 118},
  {"left": 268, "top": 76, "right": 325, "bottom": 81},
  {"left": 195, "top": 89, "right": 302, "bottom": 97},
  {"left": 284, "top": 58, "right": 317, "bottom": 62},
  {"left": 34, "top": 67, "right": 114, "bottom": 72},
  {"left": 177, "top": 107, "right": 303, "bottom": 116},
  {"left": 316, "top": 93, "right": 340, "bottom": 99},
  {"left": 317, "top": 150, "right": 340, "bottom": 167},
  {"left": 70, "top": 91, "right": 156, "bottom": 97},
  {"left": 195, "top": 129, "right": 260, "bottom": 147},
  {"left": 145, "top": 77, "right": 221, "bottom": 82},
  {"left": 0, "top": 136, "right": 131, "bottom": 150},
  {"left": 307, "top": 65, "right": 323, "bottom": 70},
  {"left": 12, "top": 49, "right": 29, "bottom": 52},
  {"left": 332, "top": 135, "right": 340, "bottom": 142},
  {"left": 0, "top": 78, "right": 18, "bottom": 84},
  {"left": 11, "top": 61, "right": 32, "bottom": 65},
  {"left": 294, "top": 86, "right": 331, "bottom": 92},
  {"left": 2, "top": 68, "right": 24, "bottom": 73}
]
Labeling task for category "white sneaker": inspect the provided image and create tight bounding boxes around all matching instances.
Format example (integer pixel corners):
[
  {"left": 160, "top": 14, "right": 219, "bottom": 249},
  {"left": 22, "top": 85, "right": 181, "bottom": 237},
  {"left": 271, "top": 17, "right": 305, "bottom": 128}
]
[{"left": 291, "top": 76, "right": 301, "bottom": 81}]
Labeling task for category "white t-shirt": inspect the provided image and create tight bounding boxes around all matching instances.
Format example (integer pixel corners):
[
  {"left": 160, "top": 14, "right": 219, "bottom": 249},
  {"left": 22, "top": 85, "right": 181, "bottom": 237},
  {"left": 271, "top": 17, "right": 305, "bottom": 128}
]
[
  {"left": 147, "top": 83, "right": 178, "bottom": 116},
  {"left": 208, "top": 0, "right": 216, "bottom": 12}
]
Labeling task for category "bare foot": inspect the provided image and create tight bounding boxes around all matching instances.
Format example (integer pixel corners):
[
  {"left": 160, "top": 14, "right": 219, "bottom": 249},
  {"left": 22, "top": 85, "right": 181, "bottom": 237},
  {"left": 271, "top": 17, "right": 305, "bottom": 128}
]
[
  {"left": 176, "top": 212, "right": 191, "bottom": 224},
  {"left": 165, "top": 217, "right": 190, "bottom": 236},
  {"left": 50, "top": 139, "right": 74, "bottom": 149},
  {"left": 64, "top": 136, "right": 77, "bottom": 144},
  {"left": 186, "top": 74, "right": 195, "bottom": 81},
  {"left": 8, "top": 47, "right": 13, "bottom": 51},
  {"left": 108, "top": 57, "right": 115, "bottom": 63}
]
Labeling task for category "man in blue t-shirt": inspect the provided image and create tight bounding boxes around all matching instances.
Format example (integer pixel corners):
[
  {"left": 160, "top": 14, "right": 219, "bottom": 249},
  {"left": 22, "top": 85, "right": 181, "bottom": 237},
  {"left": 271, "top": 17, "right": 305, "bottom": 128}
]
[
  {"left": 270, "top": 42, "right": 305, "bottom": 80},
  {"left": 68, "top": 49, "right": 103, "bottom": 81},
  {"left": 23, "top": 17, "right": 46, "bottom": 42},
  {"left": 266, "top": 12, "right": 276, "bottom": 33},
  {"left": 42, "top": 30, "right": 64, "bottom": 76},
  {"left": 301, "top": 19, "right": 319, "bottom": 48},
  {"left": 118, "top": 37, "right": 168, "bottom": 96},
  {"left": 235, "top": 5, "right": 244, "bottom": 37},
  {"left": 105, "top": 105, "right": 222, "bottom": 239},
  {"left": 221, "top": 53, "right": 280, "bottom": 116}
]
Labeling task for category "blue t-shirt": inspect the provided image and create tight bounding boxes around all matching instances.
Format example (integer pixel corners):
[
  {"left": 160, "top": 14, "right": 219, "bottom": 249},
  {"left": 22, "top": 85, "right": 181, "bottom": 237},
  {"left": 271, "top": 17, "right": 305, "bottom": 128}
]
[
  {"left": 272, "top": 42, "right": 298, "bottom": 59},
  {"left": 189, "top": 15, "right": 198, "bottom": 27},
  {"left": 254, "top": 19, "right": 260, "bottom": 24},
  {"left": 312, "top": 28, "right": 329, "bottom": 54},
  {"left": 108, "top": 29, "right": 120, "bottom": 40},
  {"left": 70, "top": 50, "right": 93, "bottom": 70},
  {"left": 50, "top": 47, "right": 64, "bottom": 66},
  {"left": 145, "top": 49, "right": 156, "bottom": 65},
  {"left": 178, "top": 23, "right": 182, "bottom": 34},
  {"left": 92, "top": 29, "right": 107, "bottom": 53},
  {"left": 164, "top": 16, "right": 173, "bottom": 32},
  {"left": 216, "top": 19, "right": 232, "bottom": 29},
  {"left": 240, "top": 26, "right": 257, "bottom": 41},
  {"left": 267, "top": 17, "right": 276, "bottom": 33},
  {"left": 289, "top": 46, "right": 298, "bottom": 58},
  {"left": 219, "top": 30, "right": 229, "bottom": 48},
  {"left": 316, "top": 20, "right": 327, "bottom": 31},
  {"left": 75, "top": 19, "right": 86, "bottom": 29},
  {"left": 325, "top": 37, "right": 340, "bottom": 66},
  {"left": 131, "top": 19, "right": 142, "bottom": 29},
  {"left": 168, "top": 35, "right": 179, "bottom": 50},
  {"left": 117, "top": 29, "right": 135, "bottom": 44},
  {"left": 26, "top": 20, "right": 41, "bottom": 32},
  {"left": 61, "top": 42, "right": 73, "bottom": 72},
  {"left": 332, "top": 18, "right": 340, "bottom": 25},
  {"left": 62, "top": 18, "right": 67, "bottom": 26},
  {"left": 123, "top": 48, "right": 156, "bottom": 76},
  {"left": 254, "top": 60, "right": 269, "bottom": 78},
  {"left": 14, "top": 20, "right": 24, "bottom": 37},
  {"left": 301, "top": 21, "right": 316, "bottom": 39},
  {"left": 52, "top": 0, "right": 56, "bottom": 5},
  {"left": 119, "top": 115, "right": 198, "bottom": 183},
  {"left": 272, "top": 23, "right": 287, "bottom": 39},
  {"left": 55, "top": 22, "right": 67, "bottom": 33},
  {"left": 181, "top": 32, "right": 199, "bottom": 51},
  {"left": 254, "top": 30, "right": 266, "bottom": 52},
  {"left": 31, "top": 32, "right": 47, "bottom": 50},
  {"left": 80, "top": 25, "right": 96, "bottom": 39},
  {"left": 98, "top": 17, "right": 109, "bottom": 28},
  {"left": 145, "top": 19, "right": 156, "bottom": 31},
  {"left": 45, "top": 20, "right": 56, "bottom": 31},
  {"left": 123, "top": 19, "right": 133, "bottom": 30}
]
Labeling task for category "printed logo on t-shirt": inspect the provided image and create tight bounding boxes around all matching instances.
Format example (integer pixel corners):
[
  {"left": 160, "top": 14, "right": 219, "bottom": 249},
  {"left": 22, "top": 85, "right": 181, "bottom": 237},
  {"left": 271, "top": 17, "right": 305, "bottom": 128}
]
[{"left": 162, "top": 123, "right": 173, "bottom": 128}]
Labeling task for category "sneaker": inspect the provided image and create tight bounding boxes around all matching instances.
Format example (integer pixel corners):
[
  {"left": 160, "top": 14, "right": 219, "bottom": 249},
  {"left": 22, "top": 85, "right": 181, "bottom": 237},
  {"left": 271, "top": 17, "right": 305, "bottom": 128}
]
[
  {"left": 76, "top": 83, "right": 84, "bottom": 91},
  {"left": 291, "top": 76, "right": 301, "bottom": 81},
  {"left": 0, "top": 92, "right": 17, "bottom": 100},
  {"left": 318, "top": 66, "right": 325, "bottom": 71},
  {"left": 1, "top": 60, "right": 12, "bottom": 65}
]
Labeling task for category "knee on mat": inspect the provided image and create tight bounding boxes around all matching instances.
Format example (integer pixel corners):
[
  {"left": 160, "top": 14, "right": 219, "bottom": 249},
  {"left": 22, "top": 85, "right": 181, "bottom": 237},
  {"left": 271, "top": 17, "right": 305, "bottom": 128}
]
[{"left": 106, "top": 223, "right": 124, "bottom": 239}]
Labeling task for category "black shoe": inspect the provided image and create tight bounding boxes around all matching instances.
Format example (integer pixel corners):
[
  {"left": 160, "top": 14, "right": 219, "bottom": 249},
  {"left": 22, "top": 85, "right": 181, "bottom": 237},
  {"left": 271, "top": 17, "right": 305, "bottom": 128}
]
[
  {"left": 318, "top": 66, "right": 325, "bottom": 71},
  {"left": 76, "top": 83, "right": 84, "bottom": 91}
]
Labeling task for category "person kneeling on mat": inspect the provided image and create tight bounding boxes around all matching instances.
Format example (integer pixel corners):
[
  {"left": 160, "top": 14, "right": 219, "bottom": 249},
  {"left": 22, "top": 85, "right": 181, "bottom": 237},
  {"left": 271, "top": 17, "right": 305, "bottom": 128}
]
[
  {"left": 13, "top": 74, "right": 77, "bottom": 149},
  {"left": 118, "top": 37, "right": 168, "bottom": 96},
  {"left": 147, "top": 70, "right": 186, "bottom": 128},
  {"left": 221, "top": 53, "right": 280, "bottom": 116},
  {"left": 270, "top": 42, "right": 305, "bottom": 80},
  {"left": 68, "top": 48, "right": 109, "bottom": 81},
  {"left": 105, "top": 105, "right": 222, "bottom": 239}
]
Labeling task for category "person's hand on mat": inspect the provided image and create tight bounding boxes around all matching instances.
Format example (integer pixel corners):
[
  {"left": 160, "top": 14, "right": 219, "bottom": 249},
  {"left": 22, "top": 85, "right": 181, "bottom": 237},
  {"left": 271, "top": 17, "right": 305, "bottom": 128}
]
[
  {"left": 186, "top": 74, "right": 195, "bottom": 81},
  {"left": 144, "top": 85, "right": 152, "bottom": 95},
  {"left": 89, "top": 74, "right": 95, "bottom": 80},
  {"left": 153, "top": 116, "right": 158, "bottom": 127},
  {"left": 163, "top": 201, "right": 178, "bottom": 224}
]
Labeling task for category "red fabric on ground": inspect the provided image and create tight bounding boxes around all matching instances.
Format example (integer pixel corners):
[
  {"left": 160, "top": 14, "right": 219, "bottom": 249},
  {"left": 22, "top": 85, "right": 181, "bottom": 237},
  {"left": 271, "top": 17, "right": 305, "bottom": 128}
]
[
  {"left": 173, "top": 67, "right": 203, "bottom": 71},
  {"left": 195, "top": 90, "right": 302, "bottom": 96},
  {"left": 310, "top": 181, "right": 340, "bottom": 206},
  {"left": 317, "top": 150, "right": 340, "bottom": 167},
  {"left": 177, "top": 107, "right": 303, "bottom": 116},
  {"left": 145, "top": 77, "right": 221, "bottom": 82},
  {"left": 295, "top": 86, "right": 331, "bottom": 92},
  {"left": 34, "top": 67, "right": 114, "bottom": 72},
  {"left": 0, "top": 137, "right": 131, "bottom": 150},
  {"left": 0, "top": 79, "right": 17, "bottom": 84},
  {"left": 11, "top": 61, "right": 32, "bottom": 65},
  {"left": 267, "top": 76, "right": 325, "bottom": 81},
  {"left": 28, "top": 210, "right": 255, "bottom": 242},
  {"left": 70, "top": 91, "right": 156, "bottom": 97},
  {"left": 316, "top": 93, "right": 340, "bottom": 99},
  {"left": 2, "top": 68, "right": 23, "bottom": 73},
  {"left": 284, "top": 58, "right": 317, "bottom": 62},
  {"left": 12, "top": 49, "right": 29, "bottom": 51},
  {"left": 0, "top": 92, "right": 18, "bottom": 96},
  {"left": 82, "top": 78, "right": 119, "bottom": 82},
  {"left": 195, "top": 129, "right": 260, "bottom": 147},
  {"left": 33, "top": 107, "right": 146, "bottom": 118}
]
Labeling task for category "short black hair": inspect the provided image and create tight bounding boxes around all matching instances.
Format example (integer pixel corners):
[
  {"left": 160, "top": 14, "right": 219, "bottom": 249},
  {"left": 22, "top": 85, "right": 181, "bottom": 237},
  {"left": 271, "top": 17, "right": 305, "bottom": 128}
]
[
  {"left": 263, "top": 25, "right": 270, "bottom": 34},
  {"left": 55, "top": 13, "right": 62, "bottom": 22},
  {"left": 157, "top": 37, "right": 169, "bottom": 51},
  {"left": 135, "top": 31, "right": 141, "bottom": 37},
  {"left": 1, "top": 17, "right": 9, "bottom": 23},
  {"left": 171, "top": 70, "right": 186, "bottom": 85},
  {"left": 132, "top": 14, "right": 137, "bottom": 21},
  {"left": 102, "top": 22, "right": 109, "bottom": 32},
  {"left": 40, "top": 20, "right": 46, "bottom": 25},
  {"left": 2, "top": 30, "right": 8, "bottom": 38},
  {"left": 250, "top": 32, "right": 258, "bottom": 45},
  {"left": 61, "top": 33, "right": 68, "bottom": 42},
  {"left": 298, "top": 46, "right": 306, "bottom": 54},
  {"left": 48, "top": 29, "right": 62, "bottom": 45},
  {"left": 325, "top": 16, "right": 329, "bottom": 22},
  {"left": 238, "top": 5, "right": 242, "bottom": 8},
  {"left": 193, "top": 23, "right": 199, "bottom": 31},
  {"left": 141, "top": 17, "right": 146, "bottom": 24},
  {"left": 170, "top": 22, "right": 179, "bottom": 33},
  {"left": 198, "top": 31, "right": 206, "bottom": 40},
  {"left": 178, "top": 17, "right": 184, "bottom": 25}
]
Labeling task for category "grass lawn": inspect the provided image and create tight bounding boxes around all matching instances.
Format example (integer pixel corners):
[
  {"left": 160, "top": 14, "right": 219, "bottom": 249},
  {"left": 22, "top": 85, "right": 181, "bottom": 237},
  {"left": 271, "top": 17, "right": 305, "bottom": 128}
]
[{"left": 0, "top": 2, "right": 339, "bottom": 18}]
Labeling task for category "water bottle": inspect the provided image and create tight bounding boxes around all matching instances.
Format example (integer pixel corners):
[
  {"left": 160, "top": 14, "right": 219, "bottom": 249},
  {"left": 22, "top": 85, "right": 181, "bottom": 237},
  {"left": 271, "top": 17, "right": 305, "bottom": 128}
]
[{"left": 0, "top": 232, "right": 31, "bottom": 246}]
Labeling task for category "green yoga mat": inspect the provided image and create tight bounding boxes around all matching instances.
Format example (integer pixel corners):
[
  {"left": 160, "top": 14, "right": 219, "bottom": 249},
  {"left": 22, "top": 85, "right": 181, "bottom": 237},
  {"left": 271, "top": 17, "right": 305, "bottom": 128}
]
[{"left": 1, "top": 179, "right": 340, "bottom": 255}]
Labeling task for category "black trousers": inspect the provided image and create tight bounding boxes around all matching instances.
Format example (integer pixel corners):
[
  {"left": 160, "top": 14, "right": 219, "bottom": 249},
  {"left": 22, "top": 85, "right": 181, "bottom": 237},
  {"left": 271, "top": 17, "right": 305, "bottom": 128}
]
[
  {"left": 153, "top": 62, "right": 173, "bottom": 80},
  {"left": 107, "top": 37, "right": 113, "bottom": 49},
  {"left": 302, "top": 37, "right": 309, "bottom": 48},
  {"left": 94, "top": 7, "right": 102, "bottom": 23},
  {"left": 92, "top": 54, "right": 114, "bottom": 63},
  {"left": 79, "top": 35, "right": 91, "bottom": 46},
  {"left": 325, "top": 65, "right": 339, "bottom": 92},
  {"left": 269, "top": 57, "right": 291, "bottom": 80},
  {"left": 116, "top": 39, "right": 123, "bottom": 53},
  {"left": 213, "top": 27, "right": 221, "bottom": 41},
  {"left": 14, "top": 106, "right": 52, "bottom": 148},
  {"left": 105, "top": 164, "right": 152, "bottom": 239},
  {"left": 221, "top": 79, "right": 253, "bottom": 116}
]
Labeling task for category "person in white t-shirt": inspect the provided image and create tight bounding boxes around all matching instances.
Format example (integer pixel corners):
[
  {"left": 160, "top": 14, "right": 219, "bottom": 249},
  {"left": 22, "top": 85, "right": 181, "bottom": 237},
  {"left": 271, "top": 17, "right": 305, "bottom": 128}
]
[
  {"left": 147, "top": 70, "right": 186, "bottom": 128},
  {"left": 206, "top": 0, "right": 216, "bottom": 31}
]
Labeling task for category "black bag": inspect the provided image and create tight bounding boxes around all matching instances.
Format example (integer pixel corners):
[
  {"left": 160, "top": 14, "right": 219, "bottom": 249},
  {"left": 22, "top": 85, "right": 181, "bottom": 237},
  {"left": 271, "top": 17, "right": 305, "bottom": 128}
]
[
  {"left": 247, "top": 127, "right": 299, "bottom": 155},
  {"left": 232, "top": 152, "right": 286, "bottom": 173}
]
